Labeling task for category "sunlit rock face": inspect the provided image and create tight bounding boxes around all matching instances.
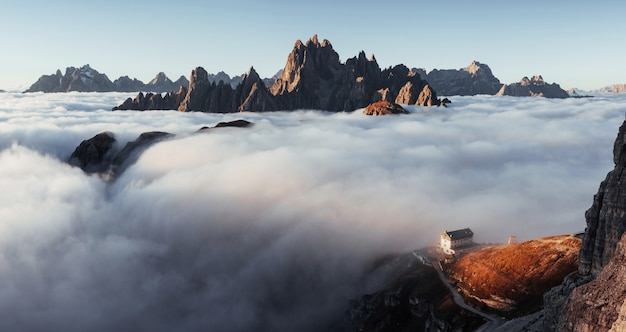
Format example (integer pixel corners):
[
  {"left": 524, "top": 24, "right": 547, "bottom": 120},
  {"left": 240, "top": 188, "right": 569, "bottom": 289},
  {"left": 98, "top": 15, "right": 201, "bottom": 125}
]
[{"left": 362, "top": 101, "right": 407, "bottom": 116}]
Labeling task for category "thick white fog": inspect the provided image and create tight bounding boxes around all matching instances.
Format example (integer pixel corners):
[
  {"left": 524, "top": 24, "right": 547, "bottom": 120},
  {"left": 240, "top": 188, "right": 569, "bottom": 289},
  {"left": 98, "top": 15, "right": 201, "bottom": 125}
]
[{"left": 0, "top": 92, "right": 625, "bottom": 331}]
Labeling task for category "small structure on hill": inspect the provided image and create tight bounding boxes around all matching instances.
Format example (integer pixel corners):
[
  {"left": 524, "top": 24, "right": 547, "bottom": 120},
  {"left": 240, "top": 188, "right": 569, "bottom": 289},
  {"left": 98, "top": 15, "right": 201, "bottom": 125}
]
[
  {"left": 508, "top": 235, "right": 518, "bottom": 245},
  {"left": 440, "top": 228, "right": 474, "bottom": 255}
]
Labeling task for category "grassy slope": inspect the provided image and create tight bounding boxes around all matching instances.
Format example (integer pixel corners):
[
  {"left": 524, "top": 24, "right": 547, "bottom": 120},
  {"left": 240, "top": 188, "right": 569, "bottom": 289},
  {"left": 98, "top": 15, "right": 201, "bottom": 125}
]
[{"left": 446, "top": 235, "right": 581, "bottom": 317}]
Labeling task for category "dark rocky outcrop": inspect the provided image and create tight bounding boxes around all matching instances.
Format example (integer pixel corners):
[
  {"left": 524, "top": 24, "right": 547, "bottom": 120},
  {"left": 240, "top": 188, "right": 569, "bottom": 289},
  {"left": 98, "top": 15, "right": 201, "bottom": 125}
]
[
  {"left": 198, "top": 119, "right": 253, "bottom": 131},
  {"left": 68, "top": 120, "right": 253, "bottom": 180},
  {"left": 363, "top": 101, "right": 408, "bottom": 116},
  {"left": 112, "top": 85, "right": 188, "bottom": 111},
  {"left": 178, "top": 67, "right": 213, "bottom": 112},
  {"left": 231, "top": 67, "right": 277, "bottom": 112},
  {"left": 68, "top": 131, "right": 116, "bottom": 173},
  {"left": 426, "top": 61, "right": 502, "bottom": 96},
  {"left": 176, "top": 66, "right": 255, "bottom": 113},
  {"left": 496, "top": 75, "right": 570, "bottom": 98},
  {"left": 113, "top": 35, "right": 445, "bottom": 113}
]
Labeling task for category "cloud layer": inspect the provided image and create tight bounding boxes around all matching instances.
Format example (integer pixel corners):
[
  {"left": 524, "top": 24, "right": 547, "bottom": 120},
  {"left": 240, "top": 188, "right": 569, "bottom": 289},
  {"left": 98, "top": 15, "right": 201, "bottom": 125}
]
[{"left": 1, "top": 92, "right": 625, "bottom": 331}]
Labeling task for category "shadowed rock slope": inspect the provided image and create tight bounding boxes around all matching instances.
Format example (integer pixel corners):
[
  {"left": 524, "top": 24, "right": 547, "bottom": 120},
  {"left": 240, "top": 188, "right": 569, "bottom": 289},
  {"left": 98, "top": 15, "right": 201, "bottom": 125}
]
[
  {"left": 113, "top": 35, "right": 445, "bottom": 113},
  {"left": 447, "top": 235, "right": 580, "bottom": 317},
  {"left": 341, "top": 253, "right": 485, "bottom": 332}
]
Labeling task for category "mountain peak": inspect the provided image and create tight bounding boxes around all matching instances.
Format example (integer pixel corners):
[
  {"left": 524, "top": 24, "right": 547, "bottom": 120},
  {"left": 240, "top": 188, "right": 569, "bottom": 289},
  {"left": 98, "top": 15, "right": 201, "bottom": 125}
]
[
  {"left": 464, "top": 60, "right": 482, "bottom": 75},
  {"left": 149, "top": 72, "right": 171, "bottom": 85}
]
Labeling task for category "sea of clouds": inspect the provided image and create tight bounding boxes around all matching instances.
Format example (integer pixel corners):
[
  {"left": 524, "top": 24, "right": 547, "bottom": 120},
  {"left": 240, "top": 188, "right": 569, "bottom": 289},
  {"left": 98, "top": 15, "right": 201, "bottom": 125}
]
[{"left": 0, "top": 92, "right": 625, "bottom": 331}]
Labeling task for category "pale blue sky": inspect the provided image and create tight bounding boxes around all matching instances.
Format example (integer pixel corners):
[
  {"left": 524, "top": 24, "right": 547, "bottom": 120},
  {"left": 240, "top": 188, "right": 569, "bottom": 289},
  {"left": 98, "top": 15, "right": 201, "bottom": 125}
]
[{"left": 1, "top": 1, "right": 625, "bottom": 91}]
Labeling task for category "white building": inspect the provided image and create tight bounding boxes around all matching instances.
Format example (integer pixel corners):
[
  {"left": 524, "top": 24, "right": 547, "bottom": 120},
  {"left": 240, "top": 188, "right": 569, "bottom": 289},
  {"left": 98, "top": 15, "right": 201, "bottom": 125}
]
[{"left": 440, "top": 228, "right": 474, "bottom": 255}]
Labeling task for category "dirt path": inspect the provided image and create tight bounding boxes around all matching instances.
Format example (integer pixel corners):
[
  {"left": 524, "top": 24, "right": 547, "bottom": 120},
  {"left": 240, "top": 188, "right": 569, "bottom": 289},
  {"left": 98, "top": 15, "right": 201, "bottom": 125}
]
[{"left": 413, "top": 250, "right": 504, "bottom": 331}]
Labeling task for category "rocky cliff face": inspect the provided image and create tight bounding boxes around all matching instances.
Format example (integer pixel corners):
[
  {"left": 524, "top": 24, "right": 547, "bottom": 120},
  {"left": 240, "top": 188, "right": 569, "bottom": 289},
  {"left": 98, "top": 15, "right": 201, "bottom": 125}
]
[
  {"left": 579, "top": 119, "right": 626, "bottom": 277},
  {"left": 542, "top": 117, "right": 626, "bottom": 331},
  {"left": 113, "top": 35, "right": 445, "bottom": 113},
  {"left": 496, "top": 75, "right": 570, "bottom": 98},
  {"left": 426, "top": 61, "right": 502, "bottom": 96},
  {"left": 557, "top": 234, "right": 626, "bottom": 331}
]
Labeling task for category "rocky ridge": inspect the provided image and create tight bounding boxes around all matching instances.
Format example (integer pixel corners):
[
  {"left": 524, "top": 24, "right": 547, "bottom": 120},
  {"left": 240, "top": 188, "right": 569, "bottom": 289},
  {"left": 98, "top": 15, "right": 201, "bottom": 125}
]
[
  {"left": 497, "top": 75, "right": 569, "bottom": 98},
  {"left": 25, "top": 65, "right": 191, "bottom": 93},
  {"left": 113, "top": 35, "right": 446, "bottom": 113},
  {"left": 425, "top": 60, "right": 502, "bottom": 96}
]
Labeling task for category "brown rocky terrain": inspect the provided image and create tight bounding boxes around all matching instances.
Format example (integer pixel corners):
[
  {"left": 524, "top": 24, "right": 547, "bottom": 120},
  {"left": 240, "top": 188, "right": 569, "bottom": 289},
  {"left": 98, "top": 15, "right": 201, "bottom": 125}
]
[
  {"left": 362, "top": 101, "right": 408, "bottom": 116},
  {"left": 447, "top": 235, "right": 581, "bottom": 316}
]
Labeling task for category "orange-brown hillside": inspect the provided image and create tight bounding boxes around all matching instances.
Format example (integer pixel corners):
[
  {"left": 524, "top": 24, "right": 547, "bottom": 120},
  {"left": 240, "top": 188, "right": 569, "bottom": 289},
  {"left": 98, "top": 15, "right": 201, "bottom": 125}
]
[{"left": 446, "top": 234, "right": 581, "bottom": 316}]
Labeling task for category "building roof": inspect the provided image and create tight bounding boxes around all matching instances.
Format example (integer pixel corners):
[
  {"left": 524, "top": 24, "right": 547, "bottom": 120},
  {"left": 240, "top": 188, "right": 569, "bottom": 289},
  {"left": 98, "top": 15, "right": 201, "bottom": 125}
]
[{"left": 444, "top": 228, "right": 474, "bottom": 239}]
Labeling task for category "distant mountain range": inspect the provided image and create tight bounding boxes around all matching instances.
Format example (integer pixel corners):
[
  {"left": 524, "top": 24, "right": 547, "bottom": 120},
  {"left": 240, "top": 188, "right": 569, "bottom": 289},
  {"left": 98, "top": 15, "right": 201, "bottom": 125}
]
[
  {"left": 569, "top": 83, "right": 626, "bottom": 96},
  {"left": 22, "top": 65, "right": 279, "bottom": 94},
  {"left": 18, "top": 36, "right": 626, "bottom": 102}
]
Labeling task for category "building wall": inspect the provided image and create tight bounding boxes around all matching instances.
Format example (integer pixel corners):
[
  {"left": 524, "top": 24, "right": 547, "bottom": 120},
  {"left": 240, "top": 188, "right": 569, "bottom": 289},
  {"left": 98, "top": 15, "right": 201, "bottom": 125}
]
[{"left": 441, "top": 234, "right": 474, "bottom": 255}]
